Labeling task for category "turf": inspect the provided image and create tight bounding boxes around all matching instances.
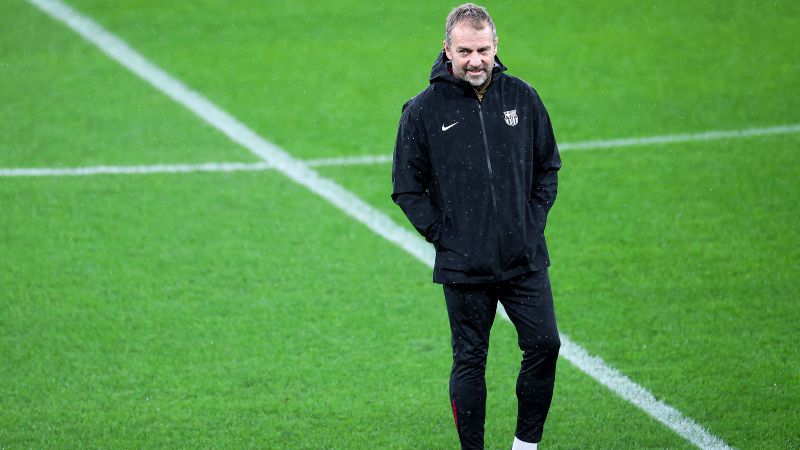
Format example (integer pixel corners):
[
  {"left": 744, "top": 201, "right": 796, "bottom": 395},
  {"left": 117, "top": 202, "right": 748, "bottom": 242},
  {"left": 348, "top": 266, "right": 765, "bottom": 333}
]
[
  {"left": 0, "top": 1, "right": 251, "bottom": 167},
  {"left": 0, "top": 173, "right": 688, "bottom": 449},
  {"left": 2, "top": 0, "right": 799, "bottom": 448},
  {"left": 320, "top": 134, "right": 800, "bottom": 447}
]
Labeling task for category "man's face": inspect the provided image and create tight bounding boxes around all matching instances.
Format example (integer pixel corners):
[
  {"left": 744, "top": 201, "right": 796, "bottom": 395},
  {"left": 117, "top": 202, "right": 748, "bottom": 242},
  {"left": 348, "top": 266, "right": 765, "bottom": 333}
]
[{"left": 444, "top": 21, "right": 497, "bottom": 87}]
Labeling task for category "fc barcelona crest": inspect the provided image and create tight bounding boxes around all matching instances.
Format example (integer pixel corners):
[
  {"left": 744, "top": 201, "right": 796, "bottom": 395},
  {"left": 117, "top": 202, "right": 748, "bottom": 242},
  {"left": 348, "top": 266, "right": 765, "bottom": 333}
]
[{"left": 503, "top": 110, "right": 518, "bottom": 126}]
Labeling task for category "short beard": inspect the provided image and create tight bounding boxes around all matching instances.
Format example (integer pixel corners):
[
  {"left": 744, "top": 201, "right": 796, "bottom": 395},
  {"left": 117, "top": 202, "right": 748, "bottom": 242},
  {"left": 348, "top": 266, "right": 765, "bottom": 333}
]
[{"left": 459, "top": 65, "right": 489, "bottom": 87}]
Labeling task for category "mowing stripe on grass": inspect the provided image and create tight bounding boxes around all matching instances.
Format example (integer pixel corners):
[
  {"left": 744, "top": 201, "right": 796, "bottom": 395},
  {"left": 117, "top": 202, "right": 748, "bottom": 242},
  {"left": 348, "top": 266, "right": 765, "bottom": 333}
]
[{"left": 26, "top": 1, "right": 733, "bottom": 448}]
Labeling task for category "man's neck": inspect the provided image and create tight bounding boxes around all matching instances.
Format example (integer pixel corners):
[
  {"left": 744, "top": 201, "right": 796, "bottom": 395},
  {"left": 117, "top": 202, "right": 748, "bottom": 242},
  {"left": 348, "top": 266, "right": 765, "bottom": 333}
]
[{"left": 474, "top": 72, "right": 493, "bottom": 102}]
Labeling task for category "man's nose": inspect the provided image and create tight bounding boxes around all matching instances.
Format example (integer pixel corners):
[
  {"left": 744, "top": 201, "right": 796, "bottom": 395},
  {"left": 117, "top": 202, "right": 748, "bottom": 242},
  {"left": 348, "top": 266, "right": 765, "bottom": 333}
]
[{"left": 469, "top": 55, "right": 482, "bottom": 67}]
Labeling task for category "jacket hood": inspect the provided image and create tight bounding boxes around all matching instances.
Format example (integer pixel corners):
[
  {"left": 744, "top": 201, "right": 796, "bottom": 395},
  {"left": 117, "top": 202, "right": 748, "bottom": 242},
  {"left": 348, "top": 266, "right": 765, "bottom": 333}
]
[{"left": 428, "top": 49, "right": 507, "bottom": 85}]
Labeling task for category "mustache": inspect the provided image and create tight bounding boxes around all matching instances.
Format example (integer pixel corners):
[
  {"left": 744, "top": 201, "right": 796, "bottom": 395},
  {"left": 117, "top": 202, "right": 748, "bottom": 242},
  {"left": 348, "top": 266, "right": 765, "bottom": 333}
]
[{"left": 465, "top": 64, "right": 488, "bottom": 72}]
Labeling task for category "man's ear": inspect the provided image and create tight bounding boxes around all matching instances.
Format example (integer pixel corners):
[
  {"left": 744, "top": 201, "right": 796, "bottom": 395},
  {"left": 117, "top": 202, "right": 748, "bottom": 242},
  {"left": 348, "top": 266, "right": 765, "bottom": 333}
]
[{"left": 443, "top": 40, "right": 452, "bottom": 60}]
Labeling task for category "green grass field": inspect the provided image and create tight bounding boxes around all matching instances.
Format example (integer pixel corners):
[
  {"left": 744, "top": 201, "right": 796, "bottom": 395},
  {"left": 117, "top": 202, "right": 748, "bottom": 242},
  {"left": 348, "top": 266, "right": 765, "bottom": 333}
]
[{"left": 2, "top": 0, "right": 799, "bottom": 448}]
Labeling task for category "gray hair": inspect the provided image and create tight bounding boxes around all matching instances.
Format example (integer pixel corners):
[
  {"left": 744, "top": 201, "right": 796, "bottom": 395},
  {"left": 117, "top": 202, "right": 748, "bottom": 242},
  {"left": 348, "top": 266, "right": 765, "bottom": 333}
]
[{"left": 444, "top": 3, "right": 497, "bottom": 47}]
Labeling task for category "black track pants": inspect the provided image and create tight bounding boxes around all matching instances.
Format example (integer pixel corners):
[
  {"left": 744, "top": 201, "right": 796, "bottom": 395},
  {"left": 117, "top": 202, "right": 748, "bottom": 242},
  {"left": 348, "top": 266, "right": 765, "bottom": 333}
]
[{"left": 444, "top": 269, "right": 560, "bottom": 450}]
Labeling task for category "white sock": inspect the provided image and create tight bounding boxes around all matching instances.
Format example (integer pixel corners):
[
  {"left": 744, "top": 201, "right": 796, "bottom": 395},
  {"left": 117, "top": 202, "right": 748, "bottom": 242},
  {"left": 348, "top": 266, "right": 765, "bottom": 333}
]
[{"left": 511, "top": 436, "right": 537, "bottom": 450}]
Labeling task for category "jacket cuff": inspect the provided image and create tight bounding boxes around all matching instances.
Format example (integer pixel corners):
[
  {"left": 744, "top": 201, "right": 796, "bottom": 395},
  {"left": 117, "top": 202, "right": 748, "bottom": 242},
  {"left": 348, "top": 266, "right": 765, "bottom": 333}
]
[{"left": 424, "top": 220, "right": 442, "bottom": 245}]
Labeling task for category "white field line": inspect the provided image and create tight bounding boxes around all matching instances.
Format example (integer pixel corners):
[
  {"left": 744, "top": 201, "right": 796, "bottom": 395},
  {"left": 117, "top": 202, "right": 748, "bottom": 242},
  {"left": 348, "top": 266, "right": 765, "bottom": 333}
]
[
  {"left": 559, "top": 123, "right": 800, "bottom": 151},
  {"left": 312, "top": 123, "right": 800, "bottom": 165},
  {"left": 27, "top": 1, "right": 732, "bottom": 448},
  {"left": 307, "top": 123, "right": 800, "bottom": 166},
  {"left": 4, "top": 123, "right": 798, "bottom": 177},
  {"left": 306, "top": 154, "right": 393, "bottom": 167},
  {"left": 25, "top": 0, "right": 434, "bottom": 266},
  {"left": 499, "top": 298, "right": 733, "bottom": 450},
  {"left": 0, "top": 162, "right": 272, "bottom": 177}
]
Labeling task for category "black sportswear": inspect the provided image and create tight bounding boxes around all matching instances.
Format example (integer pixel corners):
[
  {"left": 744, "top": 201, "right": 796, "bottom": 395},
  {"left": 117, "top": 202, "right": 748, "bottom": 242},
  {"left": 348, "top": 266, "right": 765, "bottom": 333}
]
[
  {"left": 392, "top": 50, "right": 561, "bottom": 284},
  {"left": 445, "top": 269, "right": 559, "bottom": 448}
]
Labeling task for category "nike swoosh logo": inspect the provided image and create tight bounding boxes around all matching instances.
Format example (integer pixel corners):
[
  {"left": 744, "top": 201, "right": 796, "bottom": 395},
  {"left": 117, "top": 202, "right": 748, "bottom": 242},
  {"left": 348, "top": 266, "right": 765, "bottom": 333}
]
[{"left": 441, "top": 122, "right": 459, "bottom": 131}]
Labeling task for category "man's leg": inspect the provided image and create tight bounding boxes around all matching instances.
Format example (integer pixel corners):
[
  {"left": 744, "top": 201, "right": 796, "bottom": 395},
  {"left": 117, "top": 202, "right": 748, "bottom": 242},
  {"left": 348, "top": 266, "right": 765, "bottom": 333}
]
[
  {"left": 498, "top": 269, "right": 560, "bottom": 444},
  {"left": 443, "top": 283, "right": 497, "bottom": 450}
]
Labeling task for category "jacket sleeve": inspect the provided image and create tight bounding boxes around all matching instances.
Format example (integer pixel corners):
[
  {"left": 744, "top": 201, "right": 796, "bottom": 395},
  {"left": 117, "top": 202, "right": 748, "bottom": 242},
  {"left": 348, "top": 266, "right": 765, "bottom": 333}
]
[
  {"left": 391, "top": 102, "right": 442, "bottom": 244},
  {"left": 530, "top": 92, "right": 561, "bottom": 215}
]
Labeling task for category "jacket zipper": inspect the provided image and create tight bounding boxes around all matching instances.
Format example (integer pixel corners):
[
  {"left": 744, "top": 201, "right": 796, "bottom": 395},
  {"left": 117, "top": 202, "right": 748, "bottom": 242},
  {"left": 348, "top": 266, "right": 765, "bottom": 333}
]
[{"left": 477, "top": 102, "right": 503, "bottom": 278}]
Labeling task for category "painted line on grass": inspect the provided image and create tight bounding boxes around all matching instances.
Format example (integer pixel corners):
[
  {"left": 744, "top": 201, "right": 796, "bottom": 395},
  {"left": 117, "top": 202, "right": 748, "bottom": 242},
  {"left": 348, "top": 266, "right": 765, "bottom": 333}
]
[
  {"left": 27, "top": 1, "right": 733, "bottom": 448},
  {"left": 0, "top": 162, "right": 272, "bottom": 177},
  {"left": 306, "top": 154, "right": 394, "bottom": 167},
  {"left": 558, "top": 338, "right": 732, "bottom": 449},
  {"left": 310, "top": 123, "right": 800, "bottom": 166},
  {"left": 559, "top": 123, "right": 800, "bottom": 151},
  {"left": 24, "top": 0, "right": 433, "bottom": 279},
  {"left": 4, "top": 122, "right": 799, "bottom": 177}
]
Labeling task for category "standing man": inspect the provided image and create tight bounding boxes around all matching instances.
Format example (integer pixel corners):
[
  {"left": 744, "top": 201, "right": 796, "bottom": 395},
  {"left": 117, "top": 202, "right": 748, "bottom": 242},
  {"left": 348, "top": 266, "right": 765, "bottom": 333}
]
[{"left": 392, "top": 4, "right": 561, "bottom": 450}]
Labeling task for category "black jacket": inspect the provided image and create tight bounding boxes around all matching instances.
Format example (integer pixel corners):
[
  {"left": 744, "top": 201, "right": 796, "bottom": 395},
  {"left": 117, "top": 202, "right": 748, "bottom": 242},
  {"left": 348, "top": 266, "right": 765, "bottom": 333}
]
[{"left": 392, "top": 50, "right": 561, "bottom": 284}]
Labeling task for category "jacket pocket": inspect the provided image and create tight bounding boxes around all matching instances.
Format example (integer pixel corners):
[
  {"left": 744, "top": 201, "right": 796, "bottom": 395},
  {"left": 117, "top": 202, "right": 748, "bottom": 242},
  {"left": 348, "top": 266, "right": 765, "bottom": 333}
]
[
  {"left": 434, "top": 212, "right": 471, "bottom": 269},
  {"left": 528, "top": 199, "right": 546, "bottom": 228},
  {"left": 432, "top": 210, "right": 450, "bottom": 249}
]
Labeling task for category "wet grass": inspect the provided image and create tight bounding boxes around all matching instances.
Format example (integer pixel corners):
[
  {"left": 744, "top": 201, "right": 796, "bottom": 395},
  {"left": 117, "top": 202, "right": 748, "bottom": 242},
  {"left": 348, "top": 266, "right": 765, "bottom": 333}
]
[{"left": 2, "top": 0, "right": 799, "bottom": 448}]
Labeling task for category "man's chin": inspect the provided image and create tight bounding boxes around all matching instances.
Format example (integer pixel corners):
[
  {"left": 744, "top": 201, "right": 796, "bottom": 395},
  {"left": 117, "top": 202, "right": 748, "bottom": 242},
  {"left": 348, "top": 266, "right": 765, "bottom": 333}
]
[{"left": 463, "top": 73, "right": 488, "bottom": 87}]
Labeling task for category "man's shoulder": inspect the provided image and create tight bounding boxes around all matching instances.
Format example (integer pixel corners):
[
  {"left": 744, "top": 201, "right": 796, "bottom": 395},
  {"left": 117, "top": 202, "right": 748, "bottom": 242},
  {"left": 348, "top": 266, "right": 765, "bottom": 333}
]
[
  {"left": 499, "top": 73, "right": 541, "bottom": 99},
  {"left": 402, "top": 84, "right": 440, "bottom": 114}
]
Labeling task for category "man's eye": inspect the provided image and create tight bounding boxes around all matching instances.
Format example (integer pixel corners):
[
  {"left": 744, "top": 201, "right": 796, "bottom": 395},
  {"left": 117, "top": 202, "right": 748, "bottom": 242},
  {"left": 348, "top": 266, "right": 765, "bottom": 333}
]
[{"left": 459, "top": 50, "right": 469, "bottom": 55}]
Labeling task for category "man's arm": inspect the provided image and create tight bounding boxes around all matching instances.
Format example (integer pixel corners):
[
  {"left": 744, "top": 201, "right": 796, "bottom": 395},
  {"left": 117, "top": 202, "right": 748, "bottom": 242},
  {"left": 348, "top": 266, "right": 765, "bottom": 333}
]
[
  {"left": 391, "top": 103, "right": 442, "bottom": 245},
  {"left": 530, "top": 93, "right": 561, "bottom": 215}
]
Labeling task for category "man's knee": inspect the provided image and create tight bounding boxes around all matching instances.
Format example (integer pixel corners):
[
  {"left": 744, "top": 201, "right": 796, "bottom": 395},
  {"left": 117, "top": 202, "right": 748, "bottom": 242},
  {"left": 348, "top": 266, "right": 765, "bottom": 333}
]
[
  {"left": 452, "top": 344, "right": 489, "bottom": 376},
  {"left": 519, "top": 332, "right": 560, "bottom": 360}
]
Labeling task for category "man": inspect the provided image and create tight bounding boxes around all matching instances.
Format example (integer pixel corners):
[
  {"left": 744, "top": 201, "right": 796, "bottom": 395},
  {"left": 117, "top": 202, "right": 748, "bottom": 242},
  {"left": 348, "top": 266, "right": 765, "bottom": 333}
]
[{"left": 391, "top": 4, "right": 561, "bottom": 449}]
